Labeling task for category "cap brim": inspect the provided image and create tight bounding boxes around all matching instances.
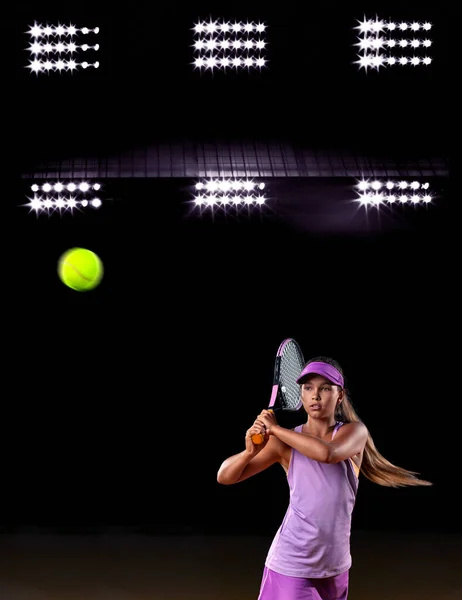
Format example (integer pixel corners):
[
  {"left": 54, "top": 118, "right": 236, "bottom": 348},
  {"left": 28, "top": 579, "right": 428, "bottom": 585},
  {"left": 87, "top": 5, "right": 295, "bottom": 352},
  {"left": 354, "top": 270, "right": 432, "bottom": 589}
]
[{"left": 295, "top": 362, "right": 344, "bottom": 387}]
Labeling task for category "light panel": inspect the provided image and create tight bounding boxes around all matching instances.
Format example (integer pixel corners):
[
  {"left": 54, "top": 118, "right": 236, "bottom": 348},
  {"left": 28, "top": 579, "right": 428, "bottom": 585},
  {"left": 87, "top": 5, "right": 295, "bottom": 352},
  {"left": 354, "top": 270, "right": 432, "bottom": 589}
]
[
  {"left": 192, "top": 19, "right": 268, "bottom": 72},
  {"left": 192, "top": 178, "right": 268, "bottom": 213},
  {"left": 354, "top": 179, "right": 435, "bottom": 206},
  {"left": 26, "top": 22, "right": 100, "bottom": 75},
  {"left": 23, "top": 181, "right": 103, "bottom": 215},
  {"left": 354, "top": 17, "right": 433, "bottom": 72}
]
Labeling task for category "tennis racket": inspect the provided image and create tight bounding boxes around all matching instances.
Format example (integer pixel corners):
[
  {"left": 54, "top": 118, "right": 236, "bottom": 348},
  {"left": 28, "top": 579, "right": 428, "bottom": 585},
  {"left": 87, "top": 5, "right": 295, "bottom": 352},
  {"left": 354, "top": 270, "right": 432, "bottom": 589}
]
[{"left": 251, "top": 338, "right": 306, "bottom": 445}]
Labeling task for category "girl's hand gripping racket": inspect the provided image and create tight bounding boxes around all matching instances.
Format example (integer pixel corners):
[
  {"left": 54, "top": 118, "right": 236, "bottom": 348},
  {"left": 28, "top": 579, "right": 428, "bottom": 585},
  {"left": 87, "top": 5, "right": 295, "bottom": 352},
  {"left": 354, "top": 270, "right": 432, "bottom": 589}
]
[{"left": 251, "top": 338, "right": 306, "bottom": 445}]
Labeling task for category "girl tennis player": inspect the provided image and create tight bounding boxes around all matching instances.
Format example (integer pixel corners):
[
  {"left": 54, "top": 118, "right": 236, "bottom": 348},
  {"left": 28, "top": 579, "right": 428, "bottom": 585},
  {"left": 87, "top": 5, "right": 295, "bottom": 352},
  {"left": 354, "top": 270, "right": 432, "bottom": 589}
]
[{"left": 217, "top": 356, "right": 432, "bottom": 600}]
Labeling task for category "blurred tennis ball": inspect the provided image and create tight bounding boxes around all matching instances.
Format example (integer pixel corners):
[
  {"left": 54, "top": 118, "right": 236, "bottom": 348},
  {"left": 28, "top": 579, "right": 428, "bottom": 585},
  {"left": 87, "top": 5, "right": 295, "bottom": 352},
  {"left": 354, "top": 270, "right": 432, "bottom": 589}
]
[{"left": 58, "top": 247, "right": 103, "bottom": 292}]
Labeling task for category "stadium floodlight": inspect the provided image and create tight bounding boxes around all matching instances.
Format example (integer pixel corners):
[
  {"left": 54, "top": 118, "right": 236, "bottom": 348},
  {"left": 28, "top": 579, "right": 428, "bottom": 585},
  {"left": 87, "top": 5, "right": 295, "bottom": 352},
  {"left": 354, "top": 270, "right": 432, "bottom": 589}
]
[
  {"left": 192, "top": 19, "right": 268, "bottom": 72},
  {"left": 353, "top": 16, "right": 433, "bottom": 72},
  {"left": 26, "top": 21, "right": 100, "bottom": 75},
  {"left": 354, "top": 179, "right": 433, "bottom": 206},
  {"left": 192, "top": 178, "right": 268, "bottom": 211},
  {"left": 23, "top": 181, "right": 103, "bottom": 215}
]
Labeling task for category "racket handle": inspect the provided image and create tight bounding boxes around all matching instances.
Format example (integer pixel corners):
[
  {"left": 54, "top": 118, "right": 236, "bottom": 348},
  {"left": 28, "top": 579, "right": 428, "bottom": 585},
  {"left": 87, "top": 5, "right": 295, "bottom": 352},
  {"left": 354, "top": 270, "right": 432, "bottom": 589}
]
[{"left": 251, "top": 409, "right": 274, "bottom": 445}]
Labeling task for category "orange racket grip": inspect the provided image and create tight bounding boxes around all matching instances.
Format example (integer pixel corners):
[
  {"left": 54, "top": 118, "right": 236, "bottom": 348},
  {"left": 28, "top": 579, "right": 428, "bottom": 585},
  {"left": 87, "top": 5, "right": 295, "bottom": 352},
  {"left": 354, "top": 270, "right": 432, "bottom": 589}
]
[{"left": 250, "top": 409, "right": 274, "bottom": 445}]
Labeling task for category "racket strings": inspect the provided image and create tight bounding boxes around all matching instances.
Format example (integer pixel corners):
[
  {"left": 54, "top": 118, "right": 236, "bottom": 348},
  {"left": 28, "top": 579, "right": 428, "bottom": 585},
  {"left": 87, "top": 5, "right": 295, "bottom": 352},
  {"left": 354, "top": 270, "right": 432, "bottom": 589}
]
[{"left": 279, "top": 342, "right": 304, "bottom": 410}]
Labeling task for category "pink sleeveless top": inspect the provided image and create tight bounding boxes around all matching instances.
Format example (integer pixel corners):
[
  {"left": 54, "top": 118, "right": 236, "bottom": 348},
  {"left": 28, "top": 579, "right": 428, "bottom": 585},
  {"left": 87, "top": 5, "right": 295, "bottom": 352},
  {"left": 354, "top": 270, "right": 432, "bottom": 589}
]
[{"left": 265, "top": 422, "right": 359, "bottom": 578}]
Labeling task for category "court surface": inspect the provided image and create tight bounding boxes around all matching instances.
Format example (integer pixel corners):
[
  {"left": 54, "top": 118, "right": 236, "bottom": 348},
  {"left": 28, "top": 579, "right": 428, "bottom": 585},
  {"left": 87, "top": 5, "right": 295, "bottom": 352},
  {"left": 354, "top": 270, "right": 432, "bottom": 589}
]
[{"left": 0, "top": 530, "right": 459, "bottom": 599}]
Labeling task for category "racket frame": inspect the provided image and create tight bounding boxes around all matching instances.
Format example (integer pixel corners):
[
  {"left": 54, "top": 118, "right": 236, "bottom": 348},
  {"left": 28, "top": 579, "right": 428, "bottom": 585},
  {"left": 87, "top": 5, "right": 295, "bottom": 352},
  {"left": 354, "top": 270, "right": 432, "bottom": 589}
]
[{"left": 251, "top": 338, "right": 305, "bottom": 445}]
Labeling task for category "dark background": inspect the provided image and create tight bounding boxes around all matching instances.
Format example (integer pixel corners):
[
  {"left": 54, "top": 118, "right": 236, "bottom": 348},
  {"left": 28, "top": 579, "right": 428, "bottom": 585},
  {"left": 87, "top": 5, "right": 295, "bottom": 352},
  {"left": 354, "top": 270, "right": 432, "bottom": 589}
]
[
  {"left": 8, "top": 2, "right": 449, "bottom": 159},
  {"left": 4, "top": 2, "right": 453, "bottom": 538}
]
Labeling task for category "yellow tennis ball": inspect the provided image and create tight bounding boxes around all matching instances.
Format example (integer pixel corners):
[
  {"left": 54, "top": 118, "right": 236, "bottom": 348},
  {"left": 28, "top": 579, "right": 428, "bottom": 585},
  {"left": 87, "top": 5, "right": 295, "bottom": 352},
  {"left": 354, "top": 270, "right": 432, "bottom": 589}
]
[{"left": 58, "top": 247, "right": 103, "bottom": 292}]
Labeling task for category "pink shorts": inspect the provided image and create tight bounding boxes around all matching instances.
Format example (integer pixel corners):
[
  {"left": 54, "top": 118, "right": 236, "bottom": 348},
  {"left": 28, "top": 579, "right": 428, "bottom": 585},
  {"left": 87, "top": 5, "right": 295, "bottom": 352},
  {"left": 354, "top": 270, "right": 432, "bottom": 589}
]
[{"left": 258, "top": 566, "right": 349, "bottom": 600}]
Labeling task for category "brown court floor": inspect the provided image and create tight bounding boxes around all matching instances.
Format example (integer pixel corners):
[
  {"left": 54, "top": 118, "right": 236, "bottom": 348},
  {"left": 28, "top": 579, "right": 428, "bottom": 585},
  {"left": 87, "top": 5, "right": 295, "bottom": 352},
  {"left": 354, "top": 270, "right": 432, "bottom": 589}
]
[{"left": 0, "top": 530, "right": 460, "bottom": 599}]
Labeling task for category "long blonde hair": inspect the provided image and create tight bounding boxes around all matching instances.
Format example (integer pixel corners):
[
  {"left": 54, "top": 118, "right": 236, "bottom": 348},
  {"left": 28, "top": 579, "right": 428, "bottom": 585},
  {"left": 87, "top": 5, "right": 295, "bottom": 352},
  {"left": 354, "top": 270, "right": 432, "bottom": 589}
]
[{"left": 303, "top": 357, "right": 432, "bottom": 488}]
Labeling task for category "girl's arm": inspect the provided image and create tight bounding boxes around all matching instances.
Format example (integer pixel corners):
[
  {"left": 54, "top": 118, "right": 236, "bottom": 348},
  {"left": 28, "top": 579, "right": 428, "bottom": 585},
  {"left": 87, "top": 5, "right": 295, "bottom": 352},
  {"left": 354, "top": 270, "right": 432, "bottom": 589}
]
[{"left": 270, "top": 422, "right": 368, "bottom": 464}]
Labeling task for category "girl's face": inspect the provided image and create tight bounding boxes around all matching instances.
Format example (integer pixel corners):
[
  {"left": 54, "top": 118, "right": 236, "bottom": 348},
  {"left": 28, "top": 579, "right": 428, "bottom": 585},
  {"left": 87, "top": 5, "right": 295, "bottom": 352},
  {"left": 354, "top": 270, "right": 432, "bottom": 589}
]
[{"left": 301, "top": 374, "right": 343, "bottom": 418}]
